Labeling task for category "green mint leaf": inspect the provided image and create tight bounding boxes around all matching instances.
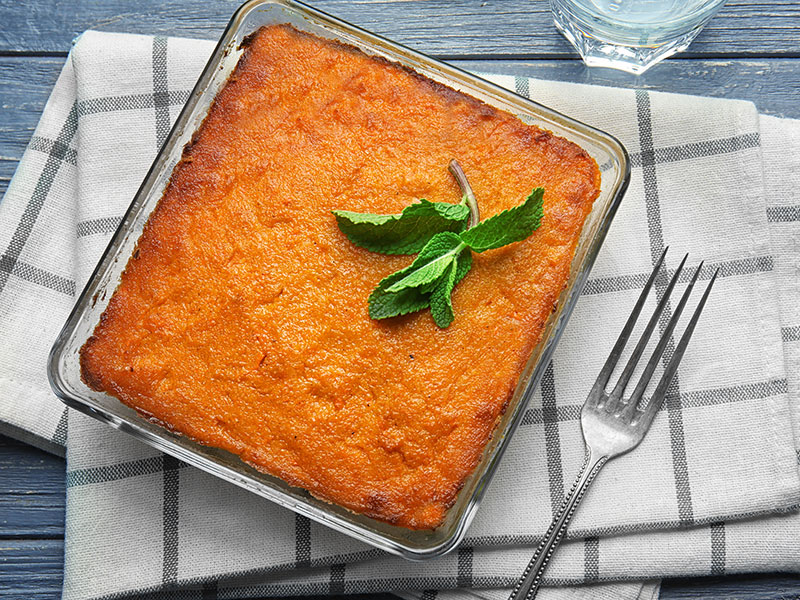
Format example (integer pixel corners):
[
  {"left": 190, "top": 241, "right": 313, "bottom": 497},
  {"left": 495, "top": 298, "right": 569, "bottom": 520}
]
[
  {"left": 430, "top": 262, "right": 458, "bottom": 328},
  {"left": 368, "top": 264, "right": 431, "bottom": 320},
  {"left": 453, "top": 245, "right": 473, "bottom": 285},
  {"left": 385, "top": 232, "right": 466, "bottom": 293},
  {"left": 459, "top": 188, "right": 544, "bottom": 253},
  {"left": 430, "top": 246, "right": 472, "bottom": 328},
  {"left": 333, "top": 199, "right": 470, "bottom": 255}
]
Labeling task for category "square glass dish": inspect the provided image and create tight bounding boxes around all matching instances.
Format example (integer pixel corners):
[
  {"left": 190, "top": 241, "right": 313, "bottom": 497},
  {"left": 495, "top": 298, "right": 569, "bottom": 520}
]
[{"left": 48, "top": 0, "right": 629, "bottom": 560}]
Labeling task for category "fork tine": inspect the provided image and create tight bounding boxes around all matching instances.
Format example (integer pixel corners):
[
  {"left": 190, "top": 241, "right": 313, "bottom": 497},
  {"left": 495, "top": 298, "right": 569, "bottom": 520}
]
[
  {"left": 635, "top": 268, "right": 718, "bottom": 429},
  {"left": 589, "top": 247, "right": 668, "bottom": 406},
  {"left": 620, "top": 261, "right": 703, "bottom": 421},
  {"left": 604, "top": 253, "right": 688, "bottom": 412}
]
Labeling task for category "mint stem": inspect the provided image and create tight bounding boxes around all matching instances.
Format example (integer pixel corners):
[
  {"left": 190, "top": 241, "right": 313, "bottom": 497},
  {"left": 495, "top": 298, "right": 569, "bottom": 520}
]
[{"left": 448, "top": 159, "right": 479, "bottom": 229}]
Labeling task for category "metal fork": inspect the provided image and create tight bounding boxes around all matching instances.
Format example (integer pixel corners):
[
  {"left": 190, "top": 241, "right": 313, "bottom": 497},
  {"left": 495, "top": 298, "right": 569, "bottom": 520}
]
[{"left": 509, "top": 249, "right": 718, "bottom": 600}]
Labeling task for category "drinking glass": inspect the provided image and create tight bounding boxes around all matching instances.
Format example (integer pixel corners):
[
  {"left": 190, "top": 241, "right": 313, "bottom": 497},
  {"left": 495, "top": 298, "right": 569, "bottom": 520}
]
[{"left": 550, "top": 0, "right": 728, "bottom": 74}]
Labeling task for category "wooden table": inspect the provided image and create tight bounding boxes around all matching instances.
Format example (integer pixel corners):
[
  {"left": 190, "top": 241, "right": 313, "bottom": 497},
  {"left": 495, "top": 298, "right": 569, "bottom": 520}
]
[{"left": 1, "top": 1, "right": 799, "bottom": 598}]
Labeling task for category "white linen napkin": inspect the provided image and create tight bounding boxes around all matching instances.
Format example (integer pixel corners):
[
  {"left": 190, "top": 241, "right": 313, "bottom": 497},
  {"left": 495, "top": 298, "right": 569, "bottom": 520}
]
[{"left": 0, "top": 31, "right": 798, "bottom": 600}]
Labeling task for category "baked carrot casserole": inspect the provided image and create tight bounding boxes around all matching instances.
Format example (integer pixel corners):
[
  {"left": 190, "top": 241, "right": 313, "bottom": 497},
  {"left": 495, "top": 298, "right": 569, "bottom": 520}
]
[{"left": 80, "top": 24, "right": 601, "bottom": 529}]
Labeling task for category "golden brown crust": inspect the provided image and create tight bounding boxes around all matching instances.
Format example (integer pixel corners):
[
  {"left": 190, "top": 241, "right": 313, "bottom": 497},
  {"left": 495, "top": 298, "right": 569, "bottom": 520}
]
[{"left": 79, "top": 24, "right": 600, "bottom": 530}]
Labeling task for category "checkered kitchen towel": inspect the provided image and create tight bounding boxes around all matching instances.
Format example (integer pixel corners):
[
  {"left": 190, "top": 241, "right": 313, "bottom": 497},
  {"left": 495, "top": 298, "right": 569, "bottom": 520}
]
[{"left": 1, "top": 31, "right": 798, "bottom": 600}]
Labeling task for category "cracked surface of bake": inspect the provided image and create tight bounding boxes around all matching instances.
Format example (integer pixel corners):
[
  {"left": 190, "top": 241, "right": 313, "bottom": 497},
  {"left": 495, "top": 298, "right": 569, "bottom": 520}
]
[{"left": 80, "top": 24, "right": 601, "bottom": 529}]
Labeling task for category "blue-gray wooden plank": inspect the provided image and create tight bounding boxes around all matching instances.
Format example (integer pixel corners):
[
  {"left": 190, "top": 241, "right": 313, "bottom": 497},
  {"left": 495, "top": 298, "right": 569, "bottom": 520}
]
[
  {"left": 1, "top": 56, "right": 798, "bottom": 200},
  {"left": 0, "top": 538, "right": 63, "bottom": 600},
  {"left": 661, "top": 574, "right": 800, "bottom": 599},
  {"left": 0, "top": 436, "right": 65, "bottom": 538},
  {"left": 2, "top": 0, "right": 800, "bottom": 598},
  {"left": 0, "top": 56, "right": 63, "bottom": 197},
  {"left": 0, "top": 428, "right": 798, "bottom": 600},
  {"left": 0, "top": 0, "right": 798, "bottom": 57},
  {"left": 463, "top": 58, "right": 800, "bottom": 119}
]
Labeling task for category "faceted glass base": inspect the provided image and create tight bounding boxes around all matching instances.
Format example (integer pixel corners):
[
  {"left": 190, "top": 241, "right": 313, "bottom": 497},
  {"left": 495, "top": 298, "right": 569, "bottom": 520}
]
[{"left": 552, "top": 4, "right": 707, "bottom": 75}]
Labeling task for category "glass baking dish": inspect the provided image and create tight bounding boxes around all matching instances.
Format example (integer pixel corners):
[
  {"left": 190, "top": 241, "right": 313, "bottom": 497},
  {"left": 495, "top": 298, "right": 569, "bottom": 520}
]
[{"left": 48, "top": 0, "right": 629, "bottom": 560}]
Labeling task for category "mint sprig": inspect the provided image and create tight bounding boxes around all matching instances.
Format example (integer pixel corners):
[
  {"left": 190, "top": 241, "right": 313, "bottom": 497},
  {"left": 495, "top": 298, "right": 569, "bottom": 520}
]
[{"left": 335, "top": 160, "right": 544, "bottom": 328}]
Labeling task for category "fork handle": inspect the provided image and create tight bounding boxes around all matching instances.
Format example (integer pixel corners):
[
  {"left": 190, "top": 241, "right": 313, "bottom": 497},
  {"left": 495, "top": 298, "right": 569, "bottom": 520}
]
[{"left": 508, "top": 450, "right": 608, "bottom": 600}]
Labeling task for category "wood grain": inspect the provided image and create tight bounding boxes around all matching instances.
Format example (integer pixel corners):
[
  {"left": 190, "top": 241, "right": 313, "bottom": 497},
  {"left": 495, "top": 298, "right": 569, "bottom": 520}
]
[
  {"left": 0, "top": 538, "right": 63, "bottom": 600},
  {"left": 2, "top": 437, "right": 800, "bottom": 599},
  {"left": 461, "top": 58, "right": 800, "bottom": 118},
  {"left": 0, "top": 56, "right": 63, "bottom": 196},
  {"left": 0, "top": 0, "right": 798, "bottom": 57},
  {"left": 661, "top": 574, "right": 800, "bottom": 599},
  {"left": 0, "top": 436, "right": 65, "bottom": 538},
  {"left": 1, "top": 55, "right": 797, "bottom": 199},
  {"left": 1, "top": 0, "right": 800, "bottom": 598}
]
